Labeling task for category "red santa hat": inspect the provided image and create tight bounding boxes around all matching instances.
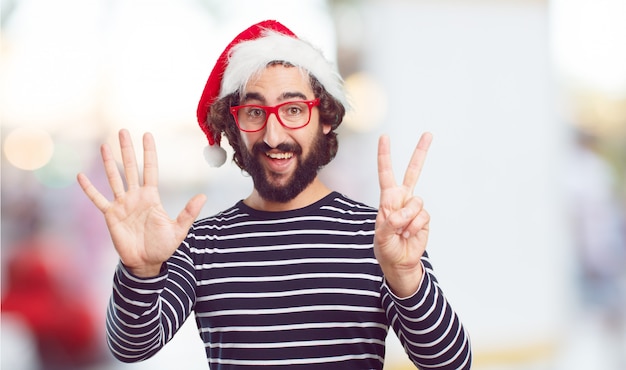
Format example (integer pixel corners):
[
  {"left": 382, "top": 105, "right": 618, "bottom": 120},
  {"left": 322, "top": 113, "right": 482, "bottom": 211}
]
[{"left": 196, "top": 20, "right": 347, "bottom": 167}]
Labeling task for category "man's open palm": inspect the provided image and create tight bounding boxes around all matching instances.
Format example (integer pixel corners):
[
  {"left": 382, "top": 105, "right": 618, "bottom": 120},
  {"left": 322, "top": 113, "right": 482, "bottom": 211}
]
[{"left": 77, "top": 129, "right": 206, "bottom": 277}]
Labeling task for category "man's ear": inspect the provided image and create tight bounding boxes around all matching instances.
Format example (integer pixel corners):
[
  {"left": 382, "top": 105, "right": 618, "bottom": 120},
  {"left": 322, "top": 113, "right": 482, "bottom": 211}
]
[{"left": 323, "top": 124, "right": 332, "bottom": 135}]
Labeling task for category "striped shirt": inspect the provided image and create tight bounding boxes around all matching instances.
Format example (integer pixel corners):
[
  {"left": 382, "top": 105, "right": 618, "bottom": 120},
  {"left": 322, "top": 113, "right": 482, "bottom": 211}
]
[{"left": 106, "top": 192, "right": 471, "bottom": 369}]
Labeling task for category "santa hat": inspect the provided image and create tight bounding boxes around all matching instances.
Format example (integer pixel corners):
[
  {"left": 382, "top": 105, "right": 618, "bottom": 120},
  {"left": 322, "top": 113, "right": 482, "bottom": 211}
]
[{"left": 196, "top": 20, "right": 347, "bottom": 167}]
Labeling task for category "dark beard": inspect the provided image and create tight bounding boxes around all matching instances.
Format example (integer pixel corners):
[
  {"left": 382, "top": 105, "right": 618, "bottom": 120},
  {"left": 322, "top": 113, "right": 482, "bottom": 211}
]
[{"left": 241, "top": 130, "right": 329, "bottom": 203}]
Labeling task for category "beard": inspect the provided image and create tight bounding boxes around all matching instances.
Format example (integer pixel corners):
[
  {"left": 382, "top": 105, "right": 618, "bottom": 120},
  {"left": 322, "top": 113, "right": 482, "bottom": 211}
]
[{"left": 240, "top": 129, "right": 329, "bottom": 203}]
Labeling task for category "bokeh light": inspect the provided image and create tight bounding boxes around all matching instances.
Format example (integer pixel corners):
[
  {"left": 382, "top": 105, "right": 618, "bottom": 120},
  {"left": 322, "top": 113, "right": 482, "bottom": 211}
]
[
  {"left": 3, "top": 127, "right": 55, "bottom": 170},
  {"left": 343, "top": 72, "right": 388, "bottom": 132}
]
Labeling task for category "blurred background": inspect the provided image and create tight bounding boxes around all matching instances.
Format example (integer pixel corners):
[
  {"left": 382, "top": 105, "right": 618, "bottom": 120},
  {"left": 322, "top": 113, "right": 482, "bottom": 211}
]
[{"left": 1, "top": 0, "right": 625, "bottom": 369}]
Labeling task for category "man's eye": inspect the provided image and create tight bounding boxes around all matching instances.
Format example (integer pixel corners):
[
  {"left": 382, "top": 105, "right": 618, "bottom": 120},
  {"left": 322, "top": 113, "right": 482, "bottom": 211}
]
[
  {"left": 248, "top": 108, "right": 264, "bottom": 117},
  {"left": 285, "top": 105, "right": 303, "bottom": 116}
]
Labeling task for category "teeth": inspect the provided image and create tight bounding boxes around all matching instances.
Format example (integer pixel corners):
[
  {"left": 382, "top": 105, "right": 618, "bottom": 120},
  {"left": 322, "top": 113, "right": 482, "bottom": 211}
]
[{"left": 266, "top": 152, "right": 293, "bottom": 160}]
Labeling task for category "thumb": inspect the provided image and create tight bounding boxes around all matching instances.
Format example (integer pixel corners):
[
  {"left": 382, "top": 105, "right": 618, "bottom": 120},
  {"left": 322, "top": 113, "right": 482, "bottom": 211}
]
[
  {"left": 376, "top": 202, "right": 420, "bottom": 242},
  {"left": 175, "top": 193, "right": 207, "bottom": 232}
]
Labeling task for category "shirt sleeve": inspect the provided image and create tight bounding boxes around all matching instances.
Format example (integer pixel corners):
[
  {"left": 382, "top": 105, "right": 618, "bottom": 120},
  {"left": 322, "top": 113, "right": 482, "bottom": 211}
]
[
  {"left": 381, "top": 253, "right": 472, "bottom": 369},
  {"left": 105, "top": 245, "right": 197, "bottom": 363}
]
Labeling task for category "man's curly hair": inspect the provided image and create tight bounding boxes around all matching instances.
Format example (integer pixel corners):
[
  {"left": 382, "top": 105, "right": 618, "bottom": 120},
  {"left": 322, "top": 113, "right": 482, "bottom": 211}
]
[{"left": 205, "top": 64, "right": 346, "bottom": 170}]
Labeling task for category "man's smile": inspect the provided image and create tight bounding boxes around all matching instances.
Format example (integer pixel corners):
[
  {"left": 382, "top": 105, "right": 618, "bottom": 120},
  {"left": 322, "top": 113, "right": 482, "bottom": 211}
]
[{"left": 265, "top": 151, "right": 294, "bottom": 160}]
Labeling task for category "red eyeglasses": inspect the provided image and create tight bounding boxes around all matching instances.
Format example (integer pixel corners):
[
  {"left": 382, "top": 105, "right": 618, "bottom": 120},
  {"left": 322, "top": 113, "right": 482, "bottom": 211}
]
[{"left": 230, "top": 99, "right": 320, "bottom": 132}]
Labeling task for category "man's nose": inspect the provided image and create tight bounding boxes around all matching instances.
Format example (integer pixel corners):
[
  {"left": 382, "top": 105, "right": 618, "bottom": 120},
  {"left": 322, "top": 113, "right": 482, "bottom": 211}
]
[{"left": 262, "top": 113, "right": 286, "bottom": 148}]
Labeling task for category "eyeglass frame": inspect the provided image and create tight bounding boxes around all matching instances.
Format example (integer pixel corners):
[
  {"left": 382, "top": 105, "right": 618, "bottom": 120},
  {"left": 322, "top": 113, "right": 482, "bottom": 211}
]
[{"left": 229, "top": 98, "right": 321, "bottom": 133}]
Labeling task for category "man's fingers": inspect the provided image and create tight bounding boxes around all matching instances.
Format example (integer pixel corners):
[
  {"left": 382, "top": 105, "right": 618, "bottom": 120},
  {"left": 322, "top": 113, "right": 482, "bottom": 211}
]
[
  {"left": 77, "top": 173, "right": 110, "bottom": 212},
  {"left": 119, "top": 129, "right": 141, "bottom": 190},
  {"left": 379, "top": 196, "right": 424, "bottom": 234},
  {"left": 176, "top": 194, "right": 207, "bottom": 232},
  {"left": 143, "top": 132, "right": 159, "bottom": 187},
  {"left": 377, "top": 135, "right": 397, "bottom": 191},
  {"left": 101, "top": 143, "right": 126, "bottom": 199},
  {"left": 402, "top": 132, "right": 432, "bottom": 193},
  {"left": 399, "top": 207, "right": 430, "bottom": 239}
]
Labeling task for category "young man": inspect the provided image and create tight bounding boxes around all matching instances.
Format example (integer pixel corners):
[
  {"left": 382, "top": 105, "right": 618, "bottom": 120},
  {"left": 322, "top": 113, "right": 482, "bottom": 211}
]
[{"left": 77, "top": 20, "right": 471, "bottom": 369}]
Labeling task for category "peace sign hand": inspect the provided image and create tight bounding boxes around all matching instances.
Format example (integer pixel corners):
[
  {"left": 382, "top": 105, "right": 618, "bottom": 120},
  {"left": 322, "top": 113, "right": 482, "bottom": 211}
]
[
  {"left": 374, "top": 133, "right": 433, "bottom": 298},
  {"left": 77, "top": 129, "right": 206, "bottom": 277}
]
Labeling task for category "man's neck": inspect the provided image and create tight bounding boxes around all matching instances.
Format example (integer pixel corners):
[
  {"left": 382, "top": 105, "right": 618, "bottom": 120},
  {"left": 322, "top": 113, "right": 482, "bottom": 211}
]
[{"left": 244, "top": 178, "right": 332, "bottom": 212}]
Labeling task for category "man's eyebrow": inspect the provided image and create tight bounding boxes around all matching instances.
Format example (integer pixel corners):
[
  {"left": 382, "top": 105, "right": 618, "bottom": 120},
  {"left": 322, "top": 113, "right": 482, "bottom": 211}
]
[
  {"left": 281, "top": 92, "right": 308, "bottom": 101},
  {"left": 241, "top": 92, "right": 264, "bottom": 104}
]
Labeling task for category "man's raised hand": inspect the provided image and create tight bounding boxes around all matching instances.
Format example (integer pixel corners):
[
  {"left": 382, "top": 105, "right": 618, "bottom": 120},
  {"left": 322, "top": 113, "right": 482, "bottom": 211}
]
[
  {"left": 77, "top": 129, "right": 206, "bottom": 277},
  {"left": 374, "top": 133, "right": 433, "bottom": 298}
]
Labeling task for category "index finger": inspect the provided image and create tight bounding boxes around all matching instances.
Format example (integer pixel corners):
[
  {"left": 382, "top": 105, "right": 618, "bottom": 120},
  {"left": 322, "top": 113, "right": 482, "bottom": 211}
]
[
  {"left": 377, "top": 135, "right": 397, "bottom": 191},
  {"left": 76, "top": 172, "right": 110, "bottom": 213},
  {"left": 402, "top": 132, "right": 433, "bottom": 192}
]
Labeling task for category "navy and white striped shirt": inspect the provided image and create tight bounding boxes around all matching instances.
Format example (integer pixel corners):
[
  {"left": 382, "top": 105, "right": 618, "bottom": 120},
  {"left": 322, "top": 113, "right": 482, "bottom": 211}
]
[{"left": 107, "top": 192, "right": 471, "bottom": 369}]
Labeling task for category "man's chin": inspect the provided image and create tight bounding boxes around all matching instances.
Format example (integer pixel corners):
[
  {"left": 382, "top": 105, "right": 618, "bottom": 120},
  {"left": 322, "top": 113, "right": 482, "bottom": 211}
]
[
  {"left": 247, "top": 170, "right": 288, "bottom": 202},
  {"left": 264, "top": 170, "right": 292, "bottom": 186}
]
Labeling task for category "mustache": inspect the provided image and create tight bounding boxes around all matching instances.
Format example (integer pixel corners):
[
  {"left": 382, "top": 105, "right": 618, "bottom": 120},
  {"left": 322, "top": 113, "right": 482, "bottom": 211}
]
[{"left": 252, "top": 142, "right": 302, "bottom": 155}]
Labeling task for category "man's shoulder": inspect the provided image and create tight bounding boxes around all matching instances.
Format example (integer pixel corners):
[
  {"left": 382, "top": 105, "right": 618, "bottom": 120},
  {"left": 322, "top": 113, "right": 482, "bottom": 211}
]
[
  {"left": 324, "top": 192, "right": 377, "bottom": 213},
  {"left": 193, "top": 200, "right": 247, "bottom": 227}
]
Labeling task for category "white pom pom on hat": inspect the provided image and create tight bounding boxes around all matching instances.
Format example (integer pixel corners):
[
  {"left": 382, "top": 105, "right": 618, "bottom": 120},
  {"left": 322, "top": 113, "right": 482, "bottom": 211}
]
[
  {"left": 202, "top": 144, "right": 227, "bottom": 167},
  {"left": 196, "top": 20, "right": 346, "bottom": 167}
]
